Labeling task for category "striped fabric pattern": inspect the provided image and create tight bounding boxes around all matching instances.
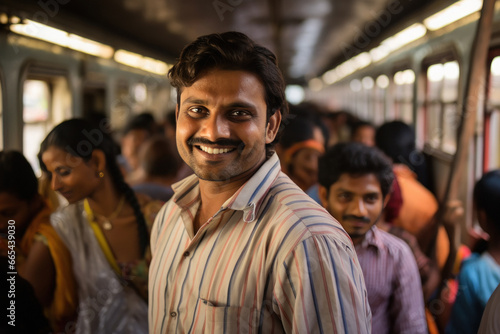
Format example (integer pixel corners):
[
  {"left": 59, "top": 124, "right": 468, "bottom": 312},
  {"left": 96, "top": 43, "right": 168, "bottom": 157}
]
[
  {"left": 149, "top": 154, "right": 371, "bottom": 333},
  {"left": 356, "top": 227, "right": 427, "bottom": 334}
]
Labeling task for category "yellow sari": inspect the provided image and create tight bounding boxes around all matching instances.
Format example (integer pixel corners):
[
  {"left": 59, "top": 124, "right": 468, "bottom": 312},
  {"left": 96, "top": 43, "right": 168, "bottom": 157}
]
[{"left": 20, "top": 200, "right": 78, "bottom": 332}]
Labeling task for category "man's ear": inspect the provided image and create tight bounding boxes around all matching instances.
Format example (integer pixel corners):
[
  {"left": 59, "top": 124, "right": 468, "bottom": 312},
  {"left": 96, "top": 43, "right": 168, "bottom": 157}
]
[
  {"left": 382, "top": 194, "right": 390, "bottom": 209},
  {"left": 175, "top": 104, "right": 180, "bottom": 120},
  {"left": 265, "top": 111, "right": 282, "bottom": 144},
  {"left": 318, "top": 185, "right": 329, "bottom": 209},
  {"left": 91, "top": 149, "right": 106, "bottom": 174}
]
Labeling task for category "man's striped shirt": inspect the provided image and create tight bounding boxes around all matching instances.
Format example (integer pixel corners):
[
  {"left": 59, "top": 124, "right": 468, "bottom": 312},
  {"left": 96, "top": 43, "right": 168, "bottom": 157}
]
[{"left": 149, "top": 154, "right": 371, "bottom": 333}]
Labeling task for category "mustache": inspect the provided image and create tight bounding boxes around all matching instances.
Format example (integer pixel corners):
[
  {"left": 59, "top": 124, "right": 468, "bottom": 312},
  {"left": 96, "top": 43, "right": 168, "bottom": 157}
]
[
  {"left": 342, "top": 215, "right": 370, "bottom": 223},
  {"left": 187, "top": 137, "right": 244, "bottom": 149}
]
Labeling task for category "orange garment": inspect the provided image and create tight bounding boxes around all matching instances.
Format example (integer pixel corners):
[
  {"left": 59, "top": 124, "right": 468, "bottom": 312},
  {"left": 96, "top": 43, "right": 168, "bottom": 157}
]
[
  {"left": 393, "top": 164, "right": 450, "bottom": 269},
  {"left": 20, "top": 200, "right": 77, "bottom": 332},
  {"left": 426, "top": 308, "right": 440, "bottom": 334}
]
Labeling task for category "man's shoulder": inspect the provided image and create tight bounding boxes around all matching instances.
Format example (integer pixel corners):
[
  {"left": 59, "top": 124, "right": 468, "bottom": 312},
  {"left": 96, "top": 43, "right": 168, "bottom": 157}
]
[
  {"left": 373, "top": 227, "right": 415, "bottom": 259},
  {"left": 460, "top": 252, "right": 499, "bottom": 279},
  {"left": 263, "top": 173, "right": 348, "bottom": 238},
  {"left": 267, "top": 174, "right": 330, "bottom": 217}
]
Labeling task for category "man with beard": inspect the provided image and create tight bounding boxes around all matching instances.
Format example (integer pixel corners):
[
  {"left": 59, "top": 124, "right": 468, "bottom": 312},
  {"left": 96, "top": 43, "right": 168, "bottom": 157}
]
[
  {"left": 148, "top": 32, "right": 371, "bottom": 333},
  {"left": 318, "top": 142, "right": 427, "bottom": 334}
]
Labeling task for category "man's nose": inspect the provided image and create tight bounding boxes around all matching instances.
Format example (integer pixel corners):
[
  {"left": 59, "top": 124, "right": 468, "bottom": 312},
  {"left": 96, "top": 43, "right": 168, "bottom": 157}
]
[
  {"left": 349, "top": 198, "right": 367, "bottom": 217},
  {"left": 199, "top": 113, "right": 230, "bottom": 141}
]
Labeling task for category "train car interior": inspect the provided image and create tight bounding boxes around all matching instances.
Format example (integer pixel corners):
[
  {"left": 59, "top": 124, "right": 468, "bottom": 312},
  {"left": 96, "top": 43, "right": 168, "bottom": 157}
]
[{"left": 1, "top": 0, "right": 500, "bottom": 332}]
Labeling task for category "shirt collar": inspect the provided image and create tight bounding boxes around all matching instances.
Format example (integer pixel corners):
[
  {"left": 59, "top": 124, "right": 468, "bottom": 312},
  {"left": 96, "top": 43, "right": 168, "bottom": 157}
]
[
  {"left": 170, "top": 153, "right": 282, "bottom": 223},
  {"left": 358, "top": 226, "right": 385, "bottom": 251},
  {"left": 226, "top": 153, "right": 281, "bottom": 223},
  {"left": 171, "top": 174, "right": 200, "bottom": 209}
]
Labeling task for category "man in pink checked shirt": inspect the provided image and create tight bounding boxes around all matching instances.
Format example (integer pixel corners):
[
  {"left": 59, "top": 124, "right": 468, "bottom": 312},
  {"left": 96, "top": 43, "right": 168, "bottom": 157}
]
[
  {"left": 148, "top": 31, "right": 371, "bottom": 333},
  {"left": 318, "top": 142, "right": 428, "bottom": 334}
]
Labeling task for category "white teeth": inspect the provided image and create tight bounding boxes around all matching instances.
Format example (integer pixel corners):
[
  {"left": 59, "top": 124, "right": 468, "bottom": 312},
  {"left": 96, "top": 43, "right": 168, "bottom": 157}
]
[{"left": 199, "top": 146, "right": 232, "bottom": 154}]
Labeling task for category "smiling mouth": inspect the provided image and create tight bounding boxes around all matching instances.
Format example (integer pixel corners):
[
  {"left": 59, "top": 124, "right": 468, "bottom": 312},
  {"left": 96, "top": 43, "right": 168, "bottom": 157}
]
[{"left": 197, "top": 145, "right": 236, "bottom": 155}]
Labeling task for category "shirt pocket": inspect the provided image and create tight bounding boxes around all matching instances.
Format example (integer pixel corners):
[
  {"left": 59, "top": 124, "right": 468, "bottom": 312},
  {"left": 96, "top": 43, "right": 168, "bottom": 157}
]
[{"left": 198, "top": 298, "right": 267, "bottom": 334}]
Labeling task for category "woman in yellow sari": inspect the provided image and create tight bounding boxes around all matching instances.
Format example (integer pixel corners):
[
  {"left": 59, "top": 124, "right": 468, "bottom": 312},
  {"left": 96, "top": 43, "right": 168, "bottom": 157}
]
[{"left": 39, "top": 118, "right": 155, "bottom": 333}]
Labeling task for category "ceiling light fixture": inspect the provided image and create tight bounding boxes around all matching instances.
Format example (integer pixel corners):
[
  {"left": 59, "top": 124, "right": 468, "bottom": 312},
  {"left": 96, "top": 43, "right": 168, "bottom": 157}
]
[
  {"left": 424, "top": 0, "right": 482, "bottom": 31},
  {"left": 10, "top": 19, "right": 114, "bottom": 58}
]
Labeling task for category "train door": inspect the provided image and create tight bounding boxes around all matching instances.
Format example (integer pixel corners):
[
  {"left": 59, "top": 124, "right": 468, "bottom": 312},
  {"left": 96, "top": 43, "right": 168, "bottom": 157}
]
[
  {"left": 22, "top": 64, "right": 71, "bottom": 173},
  {"left": 485, "top": 51, "right": 500, "bottom": 171}
]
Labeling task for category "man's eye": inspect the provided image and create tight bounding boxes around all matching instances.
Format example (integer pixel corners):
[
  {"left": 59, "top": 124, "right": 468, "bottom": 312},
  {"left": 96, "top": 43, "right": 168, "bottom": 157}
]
[
  {"left": 338, "top": 193, "right": 351, "bottom": 201},
  {"left": 229, "top": 110, "right": 252, "bottom": 120},
  {"left": 187, "top": 107, "right": 207, "bottom": 118},
  {"left": 365, "top": 195, "right": 378, "bottom": 203}
]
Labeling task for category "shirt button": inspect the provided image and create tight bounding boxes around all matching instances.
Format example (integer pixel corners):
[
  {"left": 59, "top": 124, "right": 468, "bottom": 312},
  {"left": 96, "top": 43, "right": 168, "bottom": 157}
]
[
  {"left": 183, "top": 251, "right": 189, "bottom": 257},
  {"left": 170, "top": 311, "right": 177, "bottom": 318}
]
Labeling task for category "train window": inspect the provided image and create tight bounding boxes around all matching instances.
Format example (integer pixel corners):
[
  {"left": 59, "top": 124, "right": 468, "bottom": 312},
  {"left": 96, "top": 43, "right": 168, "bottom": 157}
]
[
  {"left": 393, "top": 69, "right": 415, "bottom": 124},
  {"left": 22, "top": 75, "right": 70, "bottom": 173},
  {"left": 133, "top": 83, "right": 148, "bottom": 103},
  {"left": 360, "top": 76, "right": 374, "bottom": 121},
  {"left": 342, "top": 82, "right": 354, "bottom": 112},
  {"left": 349, "top": 79, "right": 363, "bottom": 116},
  {"left": 485, "top": 56, "right": 500, "bottom": 170},
  {"left": 490, "top": 56, "right": 500, "bottom": 105},
  {"left": 332, "top": 83, "right": 352, "bottom": 112},
  {"left": 374, "top": 74, "right": 389, "bottom": 125},
  {"left": 484, "top": 111, "right": 500, "bottom": 170},
  {"left": 23, "top": 80, "right": 51, "bottom": 172},
  {"left": 425, "top": 60, "right": 460, "bottom": 154}
]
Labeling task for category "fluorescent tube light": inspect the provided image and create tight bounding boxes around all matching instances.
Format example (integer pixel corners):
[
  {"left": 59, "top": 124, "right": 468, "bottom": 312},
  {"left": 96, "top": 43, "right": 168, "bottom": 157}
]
[
  {"left": 424, "top": 0, "right": 482, "bottom": 31},
  {"left": 10, "top": 19, "right": 114, "bottom": 58}
]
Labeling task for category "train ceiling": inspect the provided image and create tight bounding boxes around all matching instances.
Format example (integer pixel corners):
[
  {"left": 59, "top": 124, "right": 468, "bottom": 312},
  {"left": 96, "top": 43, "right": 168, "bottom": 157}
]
[{"left": 2, "top": 0, "right": 451, "bottom": 84}]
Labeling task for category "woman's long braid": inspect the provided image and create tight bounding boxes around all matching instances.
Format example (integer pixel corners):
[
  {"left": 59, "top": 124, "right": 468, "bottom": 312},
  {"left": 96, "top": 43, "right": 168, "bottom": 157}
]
[{"left": 107, "top": 153, "right": 149, "bottom": 257}]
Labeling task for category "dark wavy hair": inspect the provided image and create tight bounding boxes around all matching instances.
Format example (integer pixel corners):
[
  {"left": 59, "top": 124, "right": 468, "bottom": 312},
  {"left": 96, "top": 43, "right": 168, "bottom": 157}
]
[
  {"left": 375, "top": 121, "right": 415, "bottom": 164},
  {"left": 474, "top": 169, "right": 500, "bottom": 228},
  {"left": 318, "top": 142, "right": 394, "bottom": 198},
  {"left": 168, "top": 31, "right": 288, "bottom": 155},
  {"left": 0, "top": 150, "right": 38, "bottom": 201},
  {"left": 38, "top": 118, "right": 149, "bottom": 256}
]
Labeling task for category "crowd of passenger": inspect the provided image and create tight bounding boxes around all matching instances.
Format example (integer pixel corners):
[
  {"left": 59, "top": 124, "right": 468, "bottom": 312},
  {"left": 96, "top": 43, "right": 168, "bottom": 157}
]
[
  {"left": 1, "top": 102, "right": 499, "bottom": 333},
  {"left": 1, "top": 31, "right": 500, "bottom": 333},
  {"left": 1, "top": 103, "right": 498, "bottom": 333}
]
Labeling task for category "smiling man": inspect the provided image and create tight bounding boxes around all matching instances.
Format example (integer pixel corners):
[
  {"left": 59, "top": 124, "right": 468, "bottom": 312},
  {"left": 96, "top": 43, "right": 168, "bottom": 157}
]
[
  {"left": 148, "top": 32, "right": 371, "bottom": 333},
  {"left": 318, "top": 142, "right": 427, "bottom": 334}
]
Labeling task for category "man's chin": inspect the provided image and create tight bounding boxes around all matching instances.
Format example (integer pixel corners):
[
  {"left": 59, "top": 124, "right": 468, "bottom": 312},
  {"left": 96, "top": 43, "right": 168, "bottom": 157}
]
[{"left": 193, "top": 169, "right": 234, "bottom": 182}]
